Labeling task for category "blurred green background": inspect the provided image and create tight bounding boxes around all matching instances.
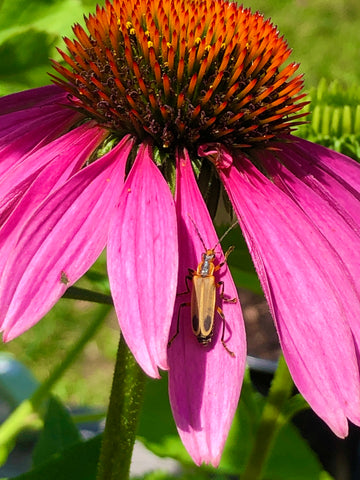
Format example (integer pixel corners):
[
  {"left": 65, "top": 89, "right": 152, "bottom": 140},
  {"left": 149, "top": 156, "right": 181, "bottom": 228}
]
[{"left": 0, "top": 0, "right": 359, "bottom": 407}]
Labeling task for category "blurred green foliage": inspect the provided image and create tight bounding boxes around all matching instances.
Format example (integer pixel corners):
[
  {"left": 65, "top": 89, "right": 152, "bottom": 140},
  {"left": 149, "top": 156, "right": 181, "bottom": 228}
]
[
  {"left": 0, "top": 0, "right": 95, "bottom": 94},
  {"left": 297, "top": 79, "right": 360, "bottom": 160}
]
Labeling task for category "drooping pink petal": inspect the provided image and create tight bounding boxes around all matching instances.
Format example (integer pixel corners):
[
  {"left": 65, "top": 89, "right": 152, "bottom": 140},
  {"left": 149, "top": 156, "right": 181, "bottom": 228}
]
[
  {"left": 219, "top": 151, "right": 360, "bottom": 437},
  {"left": 278, "top": 137, "right": 360, "bottom": 227},
  {"left": 257, "top": 147, "right": 360, "bottom": 360},
  {"left": 0, "top": 107, "right": 81, "bottom": 171},
  {"left": 0, "top": 124, "right": 106, "bottom": 277},
  {"left": 0, "top": 102, "right": 76, "bottom": 137},
  {"left": 167, "top": 148, "right": 246, "bottom": 466},
  {"left": 107, "top": 143, "right": 178, "bottom": 379},
  {"left": 0, "top": 85, "right": 68, "bottom": 116},
  {"left": 0, "top": 123, "right": 106, "bottom": 227},
  {"left": 0, "top": 85, "right": 81, "bottom": 171},
  {"left": 0, "top": 89, "right": 72, "bottom": 132},
  {"left": 292, "top": 136, "right": 360, "bottom": 192},
  {"left": 0, "top": 136, "right": 134, "bottom": 340}
]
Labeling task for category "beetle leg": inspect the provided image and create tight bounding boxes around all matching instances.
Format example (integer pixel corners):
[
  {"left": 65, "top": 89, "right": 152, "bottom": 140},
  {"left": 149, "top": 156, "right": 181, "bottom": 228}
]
[
  {"left": 186, "top": 271, "right": 195, "bottom": 292},
  {"left": 168, "top": 302, "right": 190, "bottom": 348},
  {"left": 216, "top": 306, "right": 235, "bottom": 357},
  {"left": 217, "top": 281, "right": 237, "bottom": 303},
  {"left": 177, "top": 272, "right": 194, "bottom": 296}
]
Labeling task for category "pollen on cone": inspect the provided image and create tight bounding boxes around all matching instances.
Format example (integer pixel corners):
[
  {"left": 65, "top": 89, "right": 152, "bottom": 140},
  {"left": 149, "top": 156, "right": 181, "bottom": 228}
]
[{"left": 51, "top": 0, "right": 308, "bottom": 151}]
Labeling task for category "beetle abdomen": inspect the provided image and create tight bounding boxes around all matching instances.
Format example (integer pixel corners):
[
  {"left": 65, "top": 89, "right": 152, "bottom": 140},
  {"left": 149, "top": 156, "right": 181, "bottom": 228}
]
[
  {"left": 194, "top": 316, "right": 214, "bottom": 346},
  {"left": 191, "top": 275, "right": 216, "bottom": 343}
]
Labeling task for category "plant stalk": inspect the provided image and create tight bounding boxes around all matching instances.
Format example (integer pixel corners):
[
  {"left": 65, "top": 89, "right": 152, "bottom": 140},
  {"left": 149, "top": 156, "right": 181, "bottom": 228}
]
[
  {"left": 241, "top": 354, "right": 294, "bottom": 480},
  {"left": 96, "top": 334, "right": 147, "bottom": 480}
]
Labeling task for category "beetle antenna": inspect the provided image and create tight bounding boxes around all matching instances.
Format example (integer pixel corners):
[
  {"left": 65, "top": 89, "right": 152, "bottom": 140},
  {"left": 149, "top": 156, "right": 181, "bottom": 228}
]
[
  {"left": 187, "top": 214, "right": 238, "bottom": 251},
  {"left": 187, "top": 214, "right": 207, "bottom": 251},
  {"left": 214, "top": 219, "right": 238, "bottom": 249}
]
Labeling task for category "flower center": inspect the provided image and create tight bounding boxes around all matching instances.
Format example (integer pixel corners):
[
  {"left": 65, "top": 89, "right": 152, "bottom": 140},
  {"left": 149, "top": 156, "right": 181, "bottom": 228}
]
[{"left": 52, "top": 0, "right": 307, "bottom": 152}]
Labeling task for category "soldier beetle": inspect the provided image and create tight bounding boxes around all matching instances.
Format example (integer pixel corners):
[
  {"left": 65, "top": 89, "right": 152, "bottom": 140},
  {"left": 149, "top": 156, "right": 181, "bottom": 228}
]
[{"left": 168, "top": 216, "right": 238, "bottom": 357}]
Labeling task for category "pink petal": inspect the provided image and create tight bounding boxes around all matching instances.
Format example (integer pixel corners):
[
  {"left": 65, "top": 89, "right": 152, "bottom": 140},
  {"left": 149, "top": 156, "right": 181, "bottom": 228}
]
[
  {"left": 0, "top": 107, "right": 81, "bottom": 171},
  {"left": 0, "top": 91, "right": 73, "bottom": 134},
  {"left": 257, "top": 146, "right": 360, "bottom": 357},
  {"left": 168, "top": 148, "right": 246, "bottom": 466},
  {"left": 0, "top": 86, "right": 81, "bottom": 171},
  {"left": 0, "top": 103, "right": 76, "bottom": 138},
  {"left": 107, "top": 143, "right": 178, "bottom": 379},
  {"left": 0, "top": 124, "right": 106, "bottom": 276},
  {"left": 0, "top": 136, "right": 134, "bottom": 340},
  {"left": 219, "top": 151, "right": 360, "bottom": 437},
  {"left": 293, "top": 136, "right": 360, "bottom": 192},
  {"left": 0, "top": 85, "right": 67, "bottom": 116},
  {"left": 0, "top": 123, "right": 106, "bottom": 226},
  {"left": 280, "top": 137, "right": 360, "bottom": 226}
]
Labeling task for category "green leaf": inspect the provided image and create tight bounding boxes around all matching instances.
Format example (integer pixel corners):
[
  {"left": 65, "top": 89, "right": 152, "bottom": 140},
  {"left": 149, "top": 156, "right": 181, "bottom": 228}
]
[
  {"left": 230, "top": 266, "right": 263, "bottom": 295},
  {"left": 0, "top": 0, "right": 86, "bottom": 41},
  {"left": 0, "top": 0, "right": 91, "bottom": 94},
  {"left": 32, "top": 397, "right": 81, "bottom": 467},
  {"left": 265, "top": 423, "right": 331, "bottom": 480},
  {"left": 11, "top": 434, "right": 102, "bottom": 480},
  {"left": 214, "top": 225, "right": 262, "bottom": 293},
  {"left": 297, "top": 79, "right": 360, "bottom": 162},
  {"left": 137, "top": 374, "right": 191, "bottom": 465},
  {"left": 282, "top": 394, "right": 309, "bottom": 420},
  {"left": 132, "top": 471, "right": 208, "bottom": 480},
  {"left": 0, "top": 29, "right": 55, "bottom": 94},
  {"left": 131, "top": 472, "right": 178, "bottom": 480},
  {"left": 218, "top": 371, "right": 333, "bottom": 480}
]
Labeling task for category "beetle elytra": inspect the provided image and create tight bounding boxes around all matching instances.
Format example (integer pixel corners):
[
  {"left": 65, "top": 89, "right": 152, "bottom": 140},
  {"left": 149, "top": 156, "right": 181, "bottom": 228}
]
[{"left": 168, "top": 217, "right": 238, "bottom": 357}]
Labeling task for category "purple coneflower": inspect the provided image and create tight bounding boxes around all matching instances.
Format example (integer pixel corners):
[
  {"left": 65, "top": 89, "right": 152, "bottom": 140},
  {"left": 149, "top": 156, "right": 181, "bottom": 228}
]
[{"left": 1, "top": 0, "right": 360, "bottom": 466}]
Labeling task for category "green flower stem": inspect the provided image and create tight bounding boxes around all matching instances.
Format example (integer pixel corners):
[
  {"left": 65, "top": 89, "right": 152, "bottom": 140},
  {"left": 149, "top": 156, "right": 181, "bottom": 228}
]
[
  {"left": 62, "top": 286, "right": 113, "bottom": 305},
  {"left": 241, "top": 354, "right": 294, "bottom": 480},
  {"left": 96, "top": 334, "right": 147, "bottom": 480},
  {"left": 0, "top": 304, "right": 111, "bottom": 464}
]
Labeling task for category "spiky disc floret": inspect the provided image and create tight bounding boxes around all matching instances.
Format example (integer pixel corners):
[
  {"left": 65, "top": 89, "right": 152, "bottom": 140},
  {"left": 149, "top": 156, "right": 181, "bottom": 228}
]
[{"left": 51, "top": 0, "right": 307, "bottom": 151}]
